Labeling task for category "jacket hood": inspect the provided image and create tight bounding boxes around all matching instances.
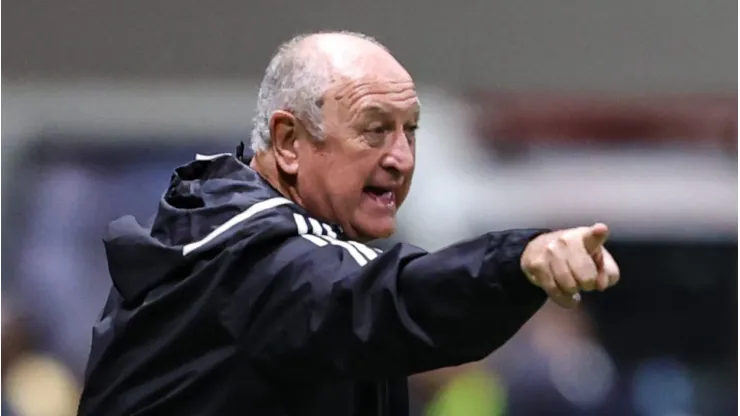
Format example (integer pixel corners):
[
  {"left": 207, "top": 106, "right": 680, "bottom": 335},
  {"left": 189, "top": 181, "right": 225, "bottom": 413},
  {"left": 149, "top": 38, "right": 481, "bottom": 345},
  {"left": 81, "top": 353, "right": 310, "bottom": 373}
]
[{"left": 103, "top": 153, "right": 287, "bottom": 302}]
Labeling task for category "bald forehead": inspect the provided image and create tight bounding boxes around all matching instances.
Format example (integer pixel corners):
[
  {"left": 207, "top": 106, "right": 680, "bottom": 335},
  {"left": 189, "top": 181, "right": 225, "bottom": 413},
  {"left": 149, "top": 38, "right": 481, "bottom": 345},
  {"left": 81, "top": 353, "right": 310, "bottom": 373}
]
[
  {"left": 296, "top": 33, "right": 411, "bottom": 83},
  {"left": 298, "top": 33, "right": 388, "bottom": 59}
]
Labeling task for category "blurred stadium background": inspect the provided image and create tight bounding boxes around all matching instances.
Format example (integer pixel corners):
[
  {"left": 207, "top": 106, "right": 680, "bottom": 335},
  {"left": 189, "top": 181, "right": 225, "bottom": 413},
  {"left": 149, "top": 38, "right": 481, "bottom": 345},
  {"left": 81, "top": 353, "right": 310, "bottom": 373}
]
[{"left": 2, "top": 1, "right": 737, "bottom": 415}]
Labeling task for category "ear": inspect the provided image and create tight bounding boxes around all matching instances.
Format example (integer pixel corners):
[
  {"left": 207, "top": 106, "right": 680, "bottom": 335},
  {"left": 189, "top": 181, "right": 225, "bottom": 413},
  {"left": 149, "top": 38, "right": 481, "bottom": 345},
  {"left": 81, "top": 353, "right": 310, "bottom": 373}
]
[{"left": 269, "top": 110, "right": 300, "bottom": 175}]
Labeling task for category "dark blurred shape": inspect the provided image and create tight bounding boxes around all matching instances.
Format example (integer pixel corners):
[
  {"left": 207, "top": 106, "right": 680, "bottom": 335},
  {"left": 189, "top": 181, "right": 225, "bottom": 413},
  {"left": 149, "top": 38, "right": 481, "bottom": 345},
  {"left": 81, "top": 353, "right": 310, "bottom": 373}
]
[
  {"left": 469, "top": 92, "right": 738, "bottom": 154},
  {"left": 585, "top": 240, "right": 737, "bottom": 364},
  {"left": 2, "top": 301, "right": 31, "bottom": 380},
  {"left": 5, "top": 137, "right": 232, "bottom": 380},
  {"left": 584, "top": 239, "right": 738, "bottom": 416}
]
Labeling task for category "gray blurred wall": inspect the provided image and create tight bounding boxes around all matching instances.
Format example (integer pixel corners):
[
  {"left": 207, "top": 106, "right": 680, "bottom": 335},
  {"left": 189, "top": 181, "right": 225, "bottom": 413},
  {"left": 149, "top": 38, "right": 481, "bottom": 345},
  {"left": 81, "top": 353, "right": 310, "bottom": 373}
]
[
  {"left": 2, "top": 0, "right": 737, "bottom": 244},
  {"left": 4, "top": 0, "right": 737, "bottom": 90}
]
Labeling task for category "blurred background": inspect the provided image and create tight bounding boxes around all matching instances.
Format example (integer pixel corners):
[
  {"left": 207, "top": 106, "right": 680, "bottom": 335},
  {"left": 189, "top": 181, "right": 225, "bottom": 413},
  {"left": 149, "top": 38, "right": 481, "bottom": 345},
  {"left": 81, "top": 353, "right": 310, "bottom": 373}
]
[{"left": 2, "top": 1, "right": 737, "bottom": 415}]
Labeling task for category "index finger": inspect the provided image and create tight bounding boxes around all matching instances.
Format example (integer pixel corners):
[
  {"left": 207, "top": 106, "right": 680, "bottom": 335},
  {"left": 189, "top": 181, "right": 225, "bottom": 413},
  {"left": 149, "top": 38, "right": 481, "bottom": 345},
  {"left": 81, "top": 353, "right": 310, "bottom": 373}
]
[{"left": 582, "top": 223, "right": 610, "bottom": 255}]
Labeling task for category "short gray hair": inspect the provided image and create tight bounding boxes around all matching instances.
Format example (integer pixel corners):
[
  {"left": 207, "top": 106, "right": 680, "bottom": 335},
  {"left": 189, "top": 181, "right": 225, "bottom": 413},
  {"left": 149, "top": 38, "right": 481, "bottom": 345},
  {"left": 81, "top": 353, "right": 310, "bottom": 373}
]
[{"left": 249, "top": 31, "right": 384, "bottom": 153}]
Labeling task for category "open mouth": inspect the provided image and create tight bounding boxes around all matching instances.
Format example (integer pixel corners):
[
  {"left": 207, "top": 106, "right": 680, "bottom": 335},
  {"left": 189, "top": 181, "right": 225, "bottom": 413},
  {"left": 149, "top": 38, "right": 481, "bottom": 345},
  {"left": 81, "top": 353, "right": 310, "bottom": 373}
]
[{"left": 363, "top": 186, "right": 396, "bottom": 206}]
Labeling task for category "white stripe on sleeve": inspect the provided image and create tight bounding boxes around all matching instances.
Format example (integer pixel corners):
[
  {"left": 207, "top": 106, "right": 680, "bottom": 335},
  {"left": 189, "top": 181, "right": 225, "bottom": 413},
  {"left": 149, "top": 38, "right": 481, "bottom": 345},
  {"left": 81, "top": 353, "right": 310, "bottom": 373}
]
[
  {"left": 322, "top": 224, "right": 338, "bottom": 239},
  {"left": 307, "top": 217, "right": 324, "bottom": 236},
  {"left": 292, "top": 213, "right": 377, "bottom": 266},
  {"left": 316, "top": 235, "right": 368, "bottom": 266},
  {"left": 300, "top": 234, "right": 329, "bottom": 247},
  {"left": 347, "top": 240, "right": 378, "bottom": 261},
  {"left": 293, "top": 213, "right": 309, "bottom": 235}
]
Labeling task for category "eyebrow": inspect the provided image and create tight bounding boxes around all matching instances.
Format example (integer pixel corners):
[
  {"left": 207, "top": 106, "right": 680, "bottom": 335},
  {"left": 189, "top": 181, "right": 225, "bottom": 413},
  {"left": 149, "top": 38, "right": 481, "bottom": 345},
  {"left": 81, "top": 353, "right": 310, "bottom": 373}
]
[{"left": 358, "top": 103, "right": 421, "bottom": 119}]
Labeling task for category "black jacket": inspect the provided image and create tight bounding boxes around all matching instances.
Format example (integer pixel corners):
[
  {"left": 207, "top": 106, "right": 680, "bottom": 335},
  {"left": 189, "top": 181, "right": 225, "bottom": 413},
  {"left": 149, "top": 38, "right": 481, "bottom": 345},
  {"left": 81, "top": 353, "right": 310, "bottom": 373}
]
[{"left": 78, "top": 153, "right": 548, "bottom": 416}]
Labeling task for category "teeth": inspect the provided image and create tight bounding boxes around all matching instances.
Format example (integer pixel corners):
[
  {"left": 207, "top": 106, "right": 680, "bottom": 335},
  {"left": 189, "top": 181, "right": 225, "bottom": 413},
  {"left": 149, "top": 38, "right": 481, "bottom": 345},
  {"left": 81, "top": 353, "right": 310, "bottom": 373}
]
[
  {"left": 383, "top": 192, "right": 395, "bottom": 205},
  {"left": 364, "top": 188, "right": 395, "bottom": 206}
]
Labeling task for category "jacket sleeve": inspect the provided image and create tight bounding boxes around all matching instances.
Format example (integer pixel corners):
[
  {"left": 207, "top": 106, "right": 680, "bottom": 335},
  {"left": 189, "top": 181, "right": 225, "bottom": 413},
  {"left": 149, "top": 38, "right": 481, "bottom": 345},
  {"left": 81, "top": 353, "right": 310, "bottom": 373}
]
[{"left": 232, "top": 230, "right": 548, "bottom": 381}]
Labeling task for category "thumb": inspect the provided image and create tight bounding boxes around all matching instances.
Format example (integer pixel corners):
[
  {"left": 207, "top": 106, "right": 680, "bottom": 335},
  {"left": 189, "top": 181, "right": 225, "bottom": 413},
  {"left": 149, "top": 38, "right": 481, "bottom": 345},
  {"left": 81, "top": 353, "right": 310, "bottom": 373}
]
[{"left": 583, "top": 222, "right": 609, "bottom": 254}]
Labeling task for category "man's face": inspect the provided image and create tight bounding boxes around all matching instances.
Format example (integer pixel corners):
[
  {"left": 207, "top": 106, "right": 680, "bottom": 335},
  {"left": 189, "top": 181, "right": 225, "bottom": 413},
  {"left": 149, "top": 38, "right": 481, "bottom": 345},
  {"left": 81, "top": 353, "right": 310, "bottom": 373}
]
[{"left": 295, "top": 71, "right": 419, "bottom": 242}]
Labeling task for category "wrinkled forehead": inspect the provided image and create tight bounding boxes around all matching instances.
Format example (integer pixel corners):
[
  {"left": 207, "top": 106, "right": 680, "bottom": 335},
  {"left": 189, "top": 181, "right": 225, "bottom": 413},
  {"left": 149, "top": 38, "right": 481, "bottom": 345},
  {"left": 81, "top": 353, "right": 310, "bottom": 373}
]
[
  {"left": 325, "top": 74, "right": 421, "bottom": 119},
  {"left": 308, "top": 40, "right": 420, "bottom": 117}
]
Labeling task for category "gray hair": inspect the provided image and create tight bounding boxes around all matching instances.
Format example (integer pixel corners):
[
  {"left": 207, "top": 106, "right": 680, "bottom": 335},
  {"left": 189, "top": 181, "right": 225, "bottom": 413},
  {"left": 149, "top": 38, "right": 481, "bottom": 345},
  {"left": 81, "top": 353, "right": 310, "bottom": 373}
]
[{"left": 249, "top": 31, "right": 384, "bottom": 153}]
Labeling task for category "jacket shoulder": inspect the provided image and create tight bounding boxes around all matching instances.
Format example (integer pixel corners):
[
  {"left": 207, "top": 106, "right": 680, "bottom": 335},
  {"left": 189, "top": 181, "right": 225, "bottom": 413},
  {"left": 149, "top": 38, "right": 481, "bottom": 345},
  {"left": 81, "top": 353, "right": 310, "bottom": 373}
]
[{"left": 181, "top": 197, "right": 296, "bottom": 256}]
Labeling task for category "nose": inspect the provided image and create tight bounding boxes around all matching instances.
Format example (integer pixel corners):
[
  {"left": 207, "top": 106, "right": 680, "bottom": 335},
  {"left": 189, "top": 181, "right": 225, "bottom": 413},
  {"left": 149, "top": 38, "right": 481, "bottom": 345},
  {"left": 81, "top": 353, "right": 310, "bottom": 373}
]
[{"left": 380, "top": 131, "right": 415, "bottom": 178}]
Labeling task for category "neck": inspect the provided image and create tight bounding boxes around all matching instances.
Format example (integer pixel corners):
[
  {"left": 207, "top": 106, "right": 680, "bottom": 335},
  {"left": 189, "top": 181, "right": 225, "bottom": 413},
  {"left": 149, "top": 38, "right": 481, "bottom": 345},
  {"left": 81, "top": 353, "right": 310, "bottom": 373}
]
[
  {"left": 250, "top": 151, "right": 365, "bottom": 241},
  {"left": 250, "top": 152, "right": 305, "bottom": 206}
]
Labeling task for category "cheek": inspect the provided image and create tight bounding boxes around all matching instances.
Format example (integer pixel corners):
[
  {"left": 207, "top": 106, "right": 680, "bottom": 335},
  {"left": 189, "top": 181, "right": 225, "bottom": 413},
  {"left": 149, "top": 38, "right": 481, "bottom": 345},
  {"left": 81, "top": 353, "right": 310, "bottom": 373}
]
[
  {"left": 333, "top": 152, "right": 375, "bottom": 187},
  {"left": 319, "top": 158, "right": 365, "bottom": 200},
  {"left": 331, "top": 169, "right": 366, "bottom": 199},
  {"left": 396, "top": 182, "right": 412, "bottom": 207},
  {"left": 397, "top": 165, "right": 415, "bottom": 202}
]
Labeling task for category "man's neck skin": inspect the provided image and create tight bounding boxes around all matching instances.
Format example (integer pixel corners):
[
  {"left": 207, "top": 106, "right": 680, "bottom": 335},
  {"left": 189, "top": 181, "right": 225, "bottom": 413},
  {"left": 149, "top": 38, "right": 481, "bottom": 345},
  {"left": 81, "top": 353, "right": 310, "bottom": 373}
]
[{"left": 250, "top": 152, "right": 305, "bottom": 207}]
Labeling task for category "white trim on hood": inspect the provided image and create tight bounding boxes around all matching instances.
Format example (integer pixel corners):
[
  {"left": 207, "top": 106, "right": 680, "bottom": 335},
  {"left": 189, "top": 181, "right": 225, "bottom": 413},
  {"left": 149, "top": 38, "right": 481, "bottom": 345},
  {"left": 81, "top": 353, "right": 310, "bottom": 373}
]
[{"left": 182, "top": 197, "right": 293, "bottom": 256}]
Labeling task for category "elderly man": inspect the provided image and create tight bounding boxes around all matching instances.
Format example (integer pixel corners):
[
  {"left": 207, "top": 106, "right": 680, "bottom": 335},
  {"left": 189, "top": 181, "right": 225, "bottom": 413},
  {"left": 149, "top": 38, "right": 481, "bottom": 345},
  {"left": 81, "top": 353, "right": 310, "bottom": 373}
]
[{"left": 78, "top": 31, "right": 619, "bottom": 416}]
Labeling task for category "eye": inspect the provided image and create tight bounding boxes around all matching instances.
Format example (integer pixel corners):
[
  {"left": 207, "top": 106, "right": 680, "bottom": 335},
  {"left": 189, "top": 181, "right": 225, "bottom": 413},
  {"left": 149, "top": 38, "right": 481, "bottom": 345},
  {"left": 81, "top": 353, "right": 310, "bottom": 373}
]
[
  {"left": 404, "top": 124, "right": 419, "bottom": 143},
  {"left": 366, "top": 124, "right": 392, "bottom": 135},
  {"left": 363, "top": 124, "right": 392, "bottom": 147},
  {"left": 404, "top": 124, "right": 419, "bottom": 133}
]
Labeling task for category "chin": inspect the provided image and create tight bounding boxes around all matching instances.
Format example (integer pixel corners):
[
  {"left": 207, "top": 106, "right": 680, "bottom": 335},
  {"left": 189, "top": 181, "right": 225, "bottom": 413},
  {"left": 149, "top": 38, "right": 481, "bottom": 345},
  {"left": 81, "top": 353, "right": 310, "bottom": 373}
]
[{"left": 353, "top": 217, "right": 396, "bottom": 242}]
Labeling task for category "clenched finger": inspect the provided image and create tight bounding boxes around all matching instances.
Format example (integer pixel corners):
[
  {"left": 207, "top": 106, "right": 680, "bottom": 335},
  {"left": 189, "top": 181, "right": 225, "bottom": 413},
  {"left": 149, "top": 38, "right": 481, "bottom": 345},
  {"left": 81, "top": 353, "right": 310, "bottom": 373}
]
[
  {"left": 603, "top": 249, "right": 620, "bottom": 287},
  {"left": 531, "top": 271, "right": 576, "bottom": 307},
  {"left": 533, "top": 271, "right": 558, "bottom": 294},
  {"left": 595, "top": 269, "right": 610, "bottom": 291},
  {"left": 566, "top": 243, "right": 599, "bottom": 292},
  {"left": 592, "top": 246, "right": 609, "bottom": 291},
  {"left": 547, "top": 244, "right": 579, "bottom": 294}
]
